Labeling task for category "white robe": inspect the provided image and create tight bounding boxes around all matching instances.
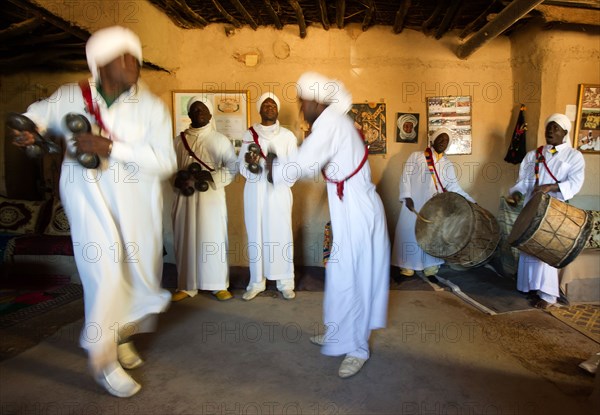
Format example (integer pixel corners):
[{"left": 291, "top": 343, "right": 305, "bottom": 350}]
[
  {"left": 391, "top": 150, "right": 475, "bottom": 271},
  {"left": 24, "top": 79, "right": 177, "bottom": 358},
  {"left": 272, "top": 107, "right": 390, "bottom": 357},
  {"left": 509, "top": 143, "right": 585, "bottom": 300},
  {"left": 238, "top": 122, "right": 298, "bottom": 284},
  {"left": 172, "top": 126, "right": 238, "bottom": 291}
]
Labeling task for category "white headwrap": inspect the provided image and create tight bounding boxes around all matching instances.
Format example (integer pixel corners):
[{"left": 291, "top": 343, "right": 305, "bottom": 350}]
[
  {"left": 187, "top": 95, "right": 216, "bottom": 130},
  {"left": 86, "top": 26, "right": 143, "bottom": 81},
  {"left": 296, "top": 71, "right": 353, "bottom": 115},
  {"left": 430, "top": 127, "right": 454, "bottom": 142},
  {"left": 545, "top": 113, "right": 572, "bottom": 146},
  {"left": 256, "top": 92, "right": 280, "bottom": 113},
  {"left": 397, "top": 114, "right": 418, "bottom": 140}
]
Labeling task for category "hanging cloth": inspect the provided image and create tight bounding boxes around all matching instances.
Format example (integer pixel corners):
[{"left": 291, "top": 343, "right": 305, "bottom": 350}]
[{"left": 504, "top": 104, "right": 527, "bottom": 164}]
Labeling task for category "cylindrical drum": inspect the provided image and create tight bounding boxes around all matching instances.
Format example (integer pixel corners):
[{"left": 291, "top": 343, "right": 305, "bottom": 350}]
[
  {"left": 508, "top": 192, "right": 592, "bottom": 268},
  {"left": 415, "top": 192, "right": 501, "bottom": 268}
]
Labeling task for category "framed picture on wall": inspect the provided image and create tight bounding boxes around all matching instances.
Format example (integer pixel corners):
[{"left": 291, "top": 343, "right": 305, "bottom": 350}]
[
  {"left": 348, "top": 102, "right": 387, "bottom": 154},
  {"left": 396, "top": 113, "right": 419, "bottom": 143},
  {"left": 426, "top": 96, "right": 472, "bottom": 155},
  {"left": 172, "top": 90, "right": 250, "bottom": 152},
  {"left": 574, "top": 84, "right": 600, "bottom": 153}
]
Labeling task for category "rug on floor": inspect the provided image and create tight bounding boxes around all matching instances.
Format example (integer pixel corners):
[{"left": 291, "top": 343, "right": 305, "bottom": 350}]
[
  {"left": 550, "top": 304, "right": 600, "bottom": 343},
  {"left": 0, "top": 275, "right": 82, "bottom": 328}
]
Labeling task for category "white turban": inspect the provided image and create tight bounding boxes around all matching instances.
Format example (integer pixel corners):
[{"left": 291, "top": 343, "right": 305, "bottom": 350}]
[
  {"left": 545, "top": 113, "right": 572, "bottom": 146},
  {"left": 397, "top": 113, "right": 418, "bottom": 140},
  {"left": 256, "top": 92, "right": 280, "bottom": 113},
  {"left": 430, "top": 127, "right": 454, "bottom": 142},
  {"left": 187, "top": 95, "right": 216, "bottom": 129},
  {"left": 296, "top": 72, "right": 353, "bottom": 115},
  {"left": 86, "top": 26, "right": 143, "bottom": 81}
]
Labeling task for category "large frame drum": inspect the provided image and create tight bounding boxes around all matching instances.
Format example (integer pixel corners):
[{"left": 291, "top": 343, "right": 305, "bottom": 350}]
[
  {"left": 415, "top": 192, "right": 500, "bottom": 268},
  {"left": 508, "top": 192, "right": 592, "bottom": 268}
]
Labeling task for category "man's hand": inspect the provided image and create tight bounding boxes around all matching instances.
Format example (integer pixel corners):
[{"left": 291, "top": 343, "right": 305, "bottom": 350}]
[
  {"left": 9, "top": 128, "right": 35, "bottom": 147},
  {"left": 196, "top": 170, "right": 213, "bottom": 183},
  {"left": 72, "top": 133, "right": 112, "bottom": 157},
  {"left": 506, "top": 192, "right": 523, "bottom": 206},
  {"left": 533, "top": 183, "right": 559, "bottom": 195},
  {"left": 244, "top": 150, "right": 260, "bottom": 165}
]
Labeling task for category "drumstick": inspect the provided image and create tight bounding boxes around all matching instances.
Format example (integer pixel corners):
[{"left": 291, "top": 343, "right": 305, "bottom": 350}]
[{"left": 408, "top": 206, "right": 433, "bottom": 223}]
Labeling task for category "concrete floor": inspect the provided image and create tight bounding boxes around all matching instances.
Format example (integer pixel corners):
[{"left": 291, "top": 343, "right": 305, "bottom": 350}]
[{"left": 0, "top": 289, "right": 599, "bottom": 415}]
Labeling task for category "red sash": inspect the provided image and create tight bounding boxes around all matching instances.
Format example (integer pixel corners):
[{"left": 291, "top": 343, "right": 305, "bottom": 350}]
[
  {"left": 322, "top": 145, "right": 369, "bottom": 201},
  {"left": 79, "top": 80, "right": 111, "bottom": 136},
  {"left": 535, "top": 146, "right": 559, "bottom": 185},
  {"left": 424, "top": 147, "right": 446, "bottom": 193},
  {"left": 179, "top": 132, "right": 215, "bottom": 172}
]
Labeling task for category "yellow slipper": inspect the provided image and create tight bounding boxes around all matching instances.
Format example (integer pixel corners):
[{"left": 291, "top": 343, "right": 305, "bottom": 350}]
[
  {"left": 213, "top": 290, "right": 233, "bottom": 301},
  {"left": 171, "top": 291, "right": 190, "bottom": 302}
]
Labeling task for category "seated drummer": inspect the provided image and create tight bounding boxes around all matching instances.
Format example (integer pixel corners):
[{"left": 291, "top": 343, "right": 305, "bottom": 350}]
[
  {"left": 507, "top": 113, "right": 585, "bottom": 309},
  {"left": 391, "top": 127, "right": 476, "bottom": 278}
]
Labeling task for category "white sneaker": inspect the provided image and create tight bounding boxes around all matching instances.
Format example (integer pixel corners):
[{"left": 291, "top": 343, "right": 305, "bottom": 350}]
[
  {"left": 118, "top": 342, "right": 144, "bottom": 370},
  {"left": 242, "top": 288, "right": 264, "bottom": 301},
  {"left": 95, "top": 362, "right": 141, "bottom": 398},
  {"left": 310, "top": 334, "right": 325, "bottom": 346},
  {"left": 281, "top": 290, "right": 295, "bottom": 300},
  {"left": 338, "top": 356, "right": 367, "bottom": 378},
  {"left": 579, "top": 352, "right": 600, "bottom": 374}
]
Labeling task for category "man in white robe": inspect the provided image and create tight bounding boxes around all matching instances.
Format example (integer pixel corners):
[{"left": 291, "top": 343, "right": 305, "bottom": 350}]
[
  {"left": 8, "top": 26, "right": 177, "bottom": 397},
  {"left": 171, "top": 96, "right": 238, "bottom": 302},
  {"left": 508, "top": 113, "right": 585, "bottom": 309},
  {"left": 269, "top": 72, "right": 390, "bottom": 378},
  {"left": 238, "top": 93, "right": 298, "bottom": 300},
  {"left": 391, "top": 128, "right": 476, "bottom": 277}
]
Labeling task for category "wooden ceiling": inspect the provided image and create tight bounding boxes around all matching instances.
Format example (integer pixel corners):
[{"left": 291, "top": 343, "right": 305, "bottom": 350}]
[{"left": 1, "top": 0, "right": 598, "bottom": 74}]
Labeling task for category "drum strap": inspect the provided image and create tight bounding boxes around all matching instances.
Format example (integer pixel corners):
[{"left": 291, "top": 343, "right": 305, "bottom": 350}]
[
  {"left": 424, "top": 147, "right": 446, "bottom": 193},
  {"left": 535, "top": 146, "right": 560, "bottom": 185},
  {"left": 321, "top": 130, "right": 369, "bottom": 201},
  {"left": 179, "top": 132, "right": 215, "bottom": 172},
  {"left": 248, "top": 127, "right": 267, "bottom": 159},
  {"left": 79, "top": 79, "right": 112, "bottom": 139}
]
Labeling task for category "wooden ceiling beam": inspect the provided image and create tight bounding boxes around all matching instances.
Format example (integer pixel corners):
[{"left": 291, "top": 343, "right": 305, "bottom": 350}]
[
  {"left": 0, "top": 17, "right": 42, "bottom": 41},
  {"left": 289, "top": 0, "right": 307, "bottom": 38},
  {"left": 362, "top": 0, "right": 375, "bottom": 31},
  {"left": 212, "top": 0, "right": 242, "bottom": 28},
  {"left": 393, "top": 0, "right": 412, "bottom": 34},
  {"left": 230, "top": 0, "right": 258, "bottom": 30},
  {"left": 422, "top": 1, "right": 444, "bottom": 34},
  {"left": 459, "top": 0, "right": 499, "bottom": 39},
  {"left": 173, "top": 0, "right": 209, "bottom": 27},
  {"left": 457, "top": 0, "right": 545, "bottom": 59},
  {"left": 336, "top": 0, "right": 346, "bottom": 29},
  {"left": 6, "top": 0, "right": 90, "bottom": 41},
  {"left": 435, "top": 0, "right": 463, "bottom": 39},
  {"left": 536, "top": 4, "right": 600, "bottom": 25},
  {"left": 263, "top": 0, "right": 283, "bottom": 30},
  {"left": 317, "top": 0, "right": 330, "bottom": 30}
]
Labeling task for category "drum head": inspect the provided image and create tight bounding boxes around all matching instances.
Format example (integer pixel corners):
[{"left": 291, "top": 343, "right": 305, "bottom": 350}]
[
  {"left": 415, "top": 192, "right": 473, "bottom": 258},
  {"left": 507, "top": 192, "right": 547, "bottom": 246}
]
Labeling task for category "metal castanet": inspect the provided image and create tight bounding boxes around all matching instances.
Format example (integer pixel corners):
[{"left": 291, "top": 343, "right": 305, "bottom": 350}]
[
  {"left": 246, "top": 143, "right": 262, "bottom": 174},
  {"left": 6, "top": 112, "right": 61, "bottom": 157},
  {"left": 415, "top": 192, "right": 501, "bottom": 268},
  {"left": 63, "top": 113, "right": 100, "bottom": 169},
  {"left": 508, "top": 192, "right": 592, "bottom": 268}
]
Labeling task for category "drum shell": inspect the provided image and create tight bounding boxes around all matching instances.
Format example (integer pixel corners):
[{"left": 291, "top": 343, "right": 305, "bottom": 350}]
[
  {"left": 415, "top": 192, "right": 500, "bottom": 268},
  {"left": 507, "top": 192, "right": 592, "bottom": 268}
]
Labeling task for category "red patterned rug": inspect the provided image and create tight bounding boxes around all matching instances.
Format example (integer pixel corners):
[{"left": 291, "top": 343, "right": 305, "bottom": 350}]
[{"left": 0, "top": 275, "right": 82, "bottom": 328}]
